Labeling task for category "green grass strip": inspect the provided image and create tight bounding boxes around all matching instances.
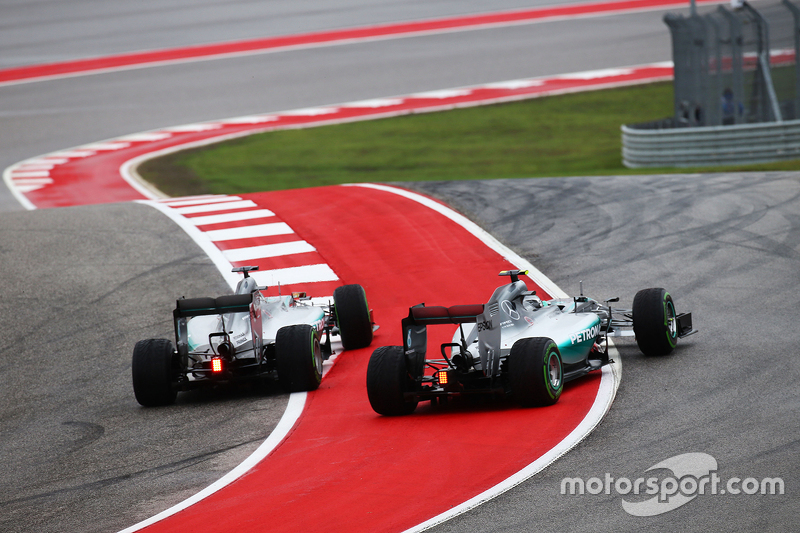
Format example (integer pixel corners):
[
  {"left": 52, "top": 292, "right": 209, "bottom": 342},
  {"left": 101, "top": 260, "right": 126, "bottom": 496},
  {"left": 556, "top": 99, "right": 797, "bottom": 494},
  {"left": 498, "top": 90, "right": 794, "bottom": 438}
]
[{"left": 138, "top": 81, "right": 800, "bottom": 196}]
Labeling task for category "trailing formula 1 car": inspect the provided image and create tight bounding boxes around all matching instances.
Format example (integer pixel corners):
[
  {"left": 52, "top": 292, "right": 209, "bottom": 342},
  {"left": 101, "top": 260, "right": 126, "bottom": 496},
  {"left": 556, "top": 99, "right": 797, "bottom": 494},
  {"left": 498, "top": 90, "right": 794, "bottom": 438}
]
[
  {"left": 133, "top": 266, "right": 374, "bottom": 406},
  {"left": 366, "top": 270, "right": 695, "bottom": 415}
]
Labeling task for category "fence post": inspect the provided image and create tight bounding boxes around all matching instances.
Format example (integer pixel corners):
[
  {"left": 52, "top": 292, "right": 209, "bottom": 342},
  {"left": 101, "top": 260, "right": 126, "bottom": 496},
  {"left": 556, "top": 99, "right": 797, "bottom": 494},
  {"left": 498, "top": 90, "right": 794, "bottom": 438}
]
[
  {"left": 783, "top": 0, "right": 800, "bottom": 118},
  {"left": 718, "top": 6, "right": 745, "bottom": 125},
  {"left": 744, "top": 2, "right": 783, "bottom": 121}
]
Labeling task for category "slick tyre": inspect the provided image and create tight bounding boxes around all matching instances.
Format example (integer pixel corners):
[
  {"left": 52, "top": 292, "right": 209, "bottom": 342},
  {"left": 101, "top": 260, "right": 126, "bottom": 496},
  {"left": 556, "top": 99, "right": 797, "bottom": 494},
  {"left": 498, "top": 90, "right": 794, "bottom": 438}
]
[
  {"left": 633, "top": 288, "right": 678, "bottom": 356},
  {"left": 132, "top": 338, "right": 178, "bottom": 407},
  {"left": 509, "top": 337, "right": 563, "bottom": 407},
  {"left": 276, "top": 324, "right": 323, "bottom": 392},
  {"left": 366, "top": 346, "right": 418, "bottom": 416},
  {"left": 333, "top": 284, "right": 373, "bottom": 350}
]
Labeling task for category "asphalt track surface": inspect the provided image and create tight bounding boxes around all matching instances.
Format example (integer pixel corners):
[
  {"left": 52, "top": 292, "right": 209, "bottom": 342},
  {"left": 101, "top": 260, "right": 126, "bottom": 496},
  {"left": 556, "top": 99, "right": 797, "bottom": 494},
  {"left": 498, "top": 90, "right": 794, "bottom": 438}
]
[
  {"left": 119, "top": 187, "right": 609, "bottom": 533},
  {"left": 0, "top": 0, "right": 670, "bottom": 69},
  {"left": 409, "top": 175, "right": 800, "bottom": 531},
  {"left": 1, "top": 1, "right": 797, "bottom": 532},
  {"left": 0, "top": 0, "right": 679, "bottom": 211}
]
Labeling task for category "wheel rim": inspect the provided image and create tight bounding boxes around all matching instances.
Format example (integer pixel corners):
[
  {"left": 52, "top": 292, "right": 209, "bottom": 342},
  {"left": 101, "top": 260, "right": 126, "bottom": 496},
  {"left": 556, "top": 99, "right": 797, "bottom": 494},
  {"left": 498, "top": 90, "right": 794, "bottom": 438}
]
[
  {"left": 547, "top": 351, "right": 562, "bottom": 388},
  {"left": 666, "top": 300, "right": 677, "bottom": 339},
  {"left": 313, "top": 336, "right": 322, "bottom": 376}
]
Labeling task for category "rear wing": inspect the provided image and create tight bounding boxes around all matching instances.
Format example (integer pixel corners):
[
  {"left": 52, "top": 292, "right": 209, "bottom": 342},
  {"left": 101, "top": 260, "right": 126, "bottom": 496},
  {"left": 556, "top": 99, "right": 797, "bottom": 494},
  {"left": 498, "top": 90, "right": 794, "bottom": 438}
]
[
  {"left": 407, "top": 304, "right": 485, "bottom": 325},
  {"left": 173, "top": 293, "right": 261, "bottom": 363},
  {"left": 173, "top": 294, "right": 253, "bottom": 318},
  {"left": 401, "top": 303, "right": 501, "bottom": 376}
]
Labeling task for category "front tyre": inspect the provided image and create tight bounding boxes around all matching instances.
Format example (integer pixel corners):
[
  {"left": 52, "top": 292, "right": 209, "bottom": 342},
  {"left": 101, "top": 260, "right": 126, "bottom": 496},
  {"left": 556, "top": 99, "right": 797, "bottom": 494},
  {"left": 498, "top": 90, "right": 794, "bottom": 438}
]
[
  {"left": 132, "top": 338, "right": 178, "bottom": 407},
  {"left": 633, "top": 288, "right": 678, "bottom": 356},
  {"left": 509, "top": 337, "right": 563, "bottom": 407},
  {"left": 366, "top": 346, "right": 419, "bottom": 416},
  {"left": 276, "top": 324, "right": 323, "bottom": 392},
  {"left": 333, "top": 284, "right": 373, "bottom": 350}
]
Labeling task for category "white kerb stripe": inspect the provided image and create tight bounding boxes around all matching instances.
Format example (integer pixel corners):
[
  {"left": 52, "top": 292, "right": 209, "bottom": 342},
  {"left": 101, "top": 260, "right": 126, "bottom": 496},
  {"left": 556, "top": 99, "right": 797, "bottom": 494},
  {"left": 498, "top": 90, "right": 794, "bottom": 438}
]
[
  {"left": 250, "top": 264, "right": 338, "bottom": 286},
  {"left": 83, "top": 142, "right": 131, "bottom": 150},
  {"left": 173, "top": 200, "right": 257, "bottom": 214},
  {"left": 12, "top": 178, "right": 53, "bottom": 185},
  {"left": 162, "top": 195, "right": 239, "bottom": 207},
  {"left": 156, "top": 194, "right": 219, "bottom": 203},
  {"left": 204, "top": 222, "right": 294, "bottom": 242},
  {"left": 11, "top": 170, "right": 50, "bottom": 178},
  {"left": 115, "top": 392, "right": 308, "bottom": 533},
  {"left": 51, "top": 150, "right": 95, "bottom": 158},
  {"left": 15, "top": 184, "right": 46, "bottom": 193},
  {"left": 187, "top": 209, "right": 276, "bottom": 226},
  {"left": 223, "top": 241, "right": 316, "bottom": 262},
  {"left": 118, "top": 132, "right": 172, "bottom": 141},
  {"left": 15, "top": 164, "right": 55, "bottom": 170},
  {"left": 30, "top": 158, "right": 68, "bottom": 164}
]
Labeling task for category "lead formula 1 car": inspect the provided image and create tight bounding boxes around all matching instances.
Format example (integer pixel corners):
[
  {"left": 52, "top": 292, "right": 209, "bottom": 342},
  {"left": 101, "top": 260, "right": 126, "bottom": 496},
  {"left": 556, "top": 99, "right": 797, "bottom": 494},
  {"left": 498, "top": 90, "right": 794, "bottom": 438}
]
[
  {"left": 133, "top": 266, "right": 375, "bottom": 406},
  {"left": 366, "top": 270, "right": 696, "bottom": 415}
]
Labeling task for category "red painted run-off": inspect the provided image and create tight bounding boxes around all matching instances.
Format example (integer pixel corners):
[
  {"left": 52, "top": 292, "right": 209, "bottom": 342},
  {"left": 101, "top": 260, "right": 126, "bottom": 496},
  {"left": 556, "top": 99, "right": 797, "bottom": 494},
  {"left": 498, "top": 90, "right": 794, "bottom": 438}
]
[
  {"left": 4, "top": 53, "right": 671, "bottom": 533},
  {"left": 7, "top": 65, "right": 675, "bottom": 528},
  {"left": 0, "top": 0, "right": 716, "bottom": 86},
  {"left": 136, "top": 185, "right": 602, "bottom": 533},
  {"left": 10, "top": 63, "right": 674, "bottom": 210}
]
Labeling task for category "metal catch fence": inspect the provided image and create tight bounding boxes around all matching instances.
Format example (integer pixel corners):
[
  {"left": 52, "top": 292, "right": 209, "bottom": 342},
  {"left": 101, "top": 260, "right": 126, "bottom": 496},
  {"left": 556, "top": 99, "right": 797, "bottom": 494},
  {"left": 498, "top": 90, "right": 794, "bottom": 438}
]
[{"left": 622, "top": 0, "right": 800, "bottom": 167}]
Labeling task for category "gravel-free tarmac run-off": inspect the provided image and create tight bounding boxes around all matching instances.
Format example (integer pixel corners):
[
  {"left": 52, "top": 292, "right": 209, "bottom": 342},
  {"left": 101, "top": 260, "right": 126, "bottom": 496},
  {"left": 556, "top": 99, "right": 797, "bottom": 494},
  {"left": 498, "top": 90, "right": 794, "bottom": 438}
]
[{"left": 118, "top": 183, "right": 618, "bottom": 533}]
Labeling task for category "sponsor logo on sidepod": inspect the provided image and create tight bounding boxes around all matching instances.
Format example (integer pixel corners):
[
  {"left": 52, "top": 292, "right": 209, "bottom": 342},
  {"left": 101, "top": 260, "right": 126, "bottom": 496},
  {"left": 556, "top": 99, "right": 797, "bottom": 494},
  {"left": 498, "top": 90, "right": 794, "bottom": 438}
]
[{"left": 570, "top": 324, "right": 600, "bottom": 344}]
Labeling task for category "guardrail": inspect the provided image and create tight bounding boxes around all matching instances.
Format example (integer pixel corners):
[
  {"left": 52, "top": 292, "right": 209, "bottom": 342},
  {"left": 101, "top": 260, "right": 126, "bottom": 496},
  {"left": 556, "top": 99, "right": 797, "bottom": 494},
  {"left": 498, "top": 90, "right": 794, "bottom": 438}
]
[{"left": 621, "top": 119, "right": 800, "bottom": 167}]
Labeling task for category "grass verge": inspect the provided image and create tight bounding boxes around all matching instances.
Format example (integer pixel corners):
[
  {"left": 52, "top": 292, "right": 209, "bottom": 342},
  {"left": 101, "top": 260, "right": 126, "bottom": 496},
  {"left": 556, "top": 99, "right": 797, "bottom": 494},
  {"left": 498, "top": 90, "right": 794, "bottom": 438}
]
[{"left": 138, "top": 81, "right": 799, "bottom": 196}]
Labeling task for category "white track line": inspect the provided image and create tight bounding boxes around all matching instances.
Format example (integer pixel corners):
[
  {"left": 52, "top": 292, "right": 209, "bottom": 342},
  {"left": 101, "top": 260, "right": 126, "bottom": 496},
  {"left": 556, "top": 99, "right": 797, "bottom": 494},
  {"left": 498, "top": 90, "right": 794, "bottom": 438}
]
[
  {"left": 0, "top": 60, "right": 634, "bottom": 533},
  {"left": 347, "top": 183, "right": 568, "bottom": 299},
  {"left": 116, "top": 392, "right": 308, "bottom": 533},
  {"left": 347, "top": 183, "right": 621, "bottom": 532},
  {"left": 123, "top": 184, "right": 621, "bottom": 533},
  {"left": 406, "top": 350, "right": 620, "bottom": 531},
  {"left": 116, "top": 199, "right": 340, "bottom": 533}
]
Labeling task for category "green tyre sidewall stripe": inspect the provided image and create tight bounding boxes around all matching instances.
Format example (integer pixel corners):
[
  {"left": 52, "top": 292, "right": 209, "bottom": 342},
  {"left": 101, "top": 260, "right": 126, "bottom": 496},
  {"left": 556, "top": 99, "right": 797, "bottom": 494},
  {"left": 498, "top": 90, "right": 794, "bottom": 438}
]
[{"left": 542, "top": 343, "right": 563, "bottom": 400}]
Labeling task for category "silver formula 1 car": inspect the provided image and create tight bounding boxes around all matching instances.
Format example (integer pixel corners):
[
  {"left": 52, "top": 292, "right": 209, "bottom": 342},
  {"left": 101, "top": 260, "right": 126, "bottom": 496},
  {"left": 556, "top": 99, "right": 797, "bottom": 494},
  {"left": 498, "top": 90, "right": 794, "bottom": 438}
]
[
  {"left": 366, "top": 270, "right": 696, "bottom": 415},
  {"left": 133, "top": 266, "right": 374, "bottom": 406}
]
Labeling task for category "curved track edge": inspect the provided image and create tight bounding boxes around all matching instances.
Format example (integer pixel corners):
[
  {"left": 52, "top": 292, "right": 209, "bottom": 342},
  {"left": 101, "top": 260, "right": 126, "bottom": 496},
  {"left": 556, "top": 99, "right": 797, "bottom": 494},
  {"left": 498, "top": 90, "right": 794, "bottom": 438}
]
[
  {"left": 407, "top": 349, "right": 621, "bottom": 531},
  {"left": 117, "top": 393, "right": 307, "bottom": 533},
  {"left": 119, "top": 184, "right": 621, "bottom": 532}
]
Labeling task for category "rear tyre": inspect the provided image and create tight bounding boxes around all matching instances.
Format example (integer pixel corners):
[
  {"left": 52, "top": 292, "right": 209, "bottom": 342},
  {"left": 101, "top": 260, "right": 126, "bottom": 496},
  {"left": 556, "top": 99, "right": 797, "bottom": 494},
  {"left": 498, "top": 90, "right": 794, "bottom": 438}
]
[
  {"left": 276, "top": 324, "right": 323, "bottom": 392},
  {"left": 132, "top": 339, "right": 178, "bottom": 407},
  {"left": 366, "top": 346, "right": 419, "bottom": 416},
  {"left": 509, "top": 337, "right": 563, "bottom": 407},
  {"left": 633, "top": 288, "right": 678, "bottom": 356},
  {"left": 333, "top": 284, "right": 373, "bottom": 350}
]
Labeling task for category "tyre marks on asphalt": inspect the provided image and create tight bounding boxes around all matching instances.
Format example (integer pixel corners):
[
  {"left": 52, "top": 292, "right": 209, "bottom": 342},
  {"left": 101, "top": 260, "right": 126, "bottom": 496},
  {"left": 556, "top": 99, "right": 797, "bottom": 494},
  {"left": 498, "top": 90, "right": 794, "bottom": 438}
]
[{"left": 0, "top": 64, "right": 640, "bottom": 533}]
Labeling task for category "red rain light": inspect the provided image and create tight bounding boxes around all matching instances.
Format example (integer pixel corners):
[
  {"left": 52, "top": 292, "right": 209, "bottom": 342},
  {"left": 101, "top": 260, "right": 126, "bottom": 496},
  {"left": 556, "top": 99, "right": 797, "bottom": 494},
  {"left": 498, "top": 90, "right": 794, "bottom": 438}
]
[
  {"left": 211, "top": 357, "right": 223, "bottom": 373},
  {"left": 437, "top": 370, "right": 448, "bottom": 385}
]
